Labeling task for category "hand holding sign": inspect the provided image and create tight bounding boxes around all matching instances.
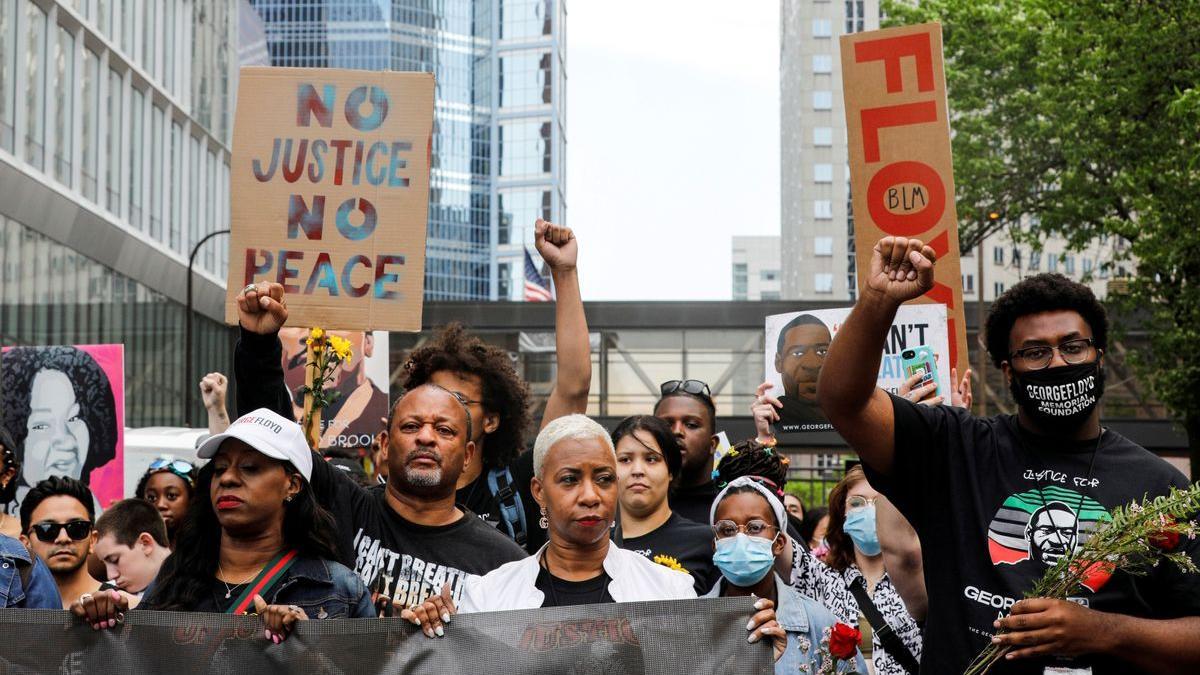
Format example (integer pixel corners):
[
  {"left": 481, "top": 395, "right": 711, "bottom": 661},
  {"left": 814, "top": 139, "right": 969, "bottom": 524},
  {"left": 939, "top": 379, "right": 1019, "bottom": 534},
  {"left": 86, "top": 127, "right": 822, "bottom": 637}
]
[
  {"left": 534, "top": 219, "right": 577, "bottom": 274},
  {"left": 237, "top": 281, "right": 290, "bottom": 335},
  {"left": 867, "top": 236, "right": 936, "bottom": 304}
]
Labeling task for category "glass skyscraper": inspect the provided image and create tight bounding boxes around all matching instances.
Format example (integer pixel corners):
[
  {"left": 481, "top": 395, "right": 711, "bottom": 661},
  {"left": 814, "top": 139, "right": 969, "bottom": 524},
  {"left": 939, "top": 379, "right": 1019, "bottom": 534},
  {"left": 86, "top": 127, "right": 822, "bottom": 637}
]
[
  {"left": 0, "top": 0, "right": 237, "bottom": 426},
  {"left": 247, "top": 0, "right": 567, "bottom": 300}
]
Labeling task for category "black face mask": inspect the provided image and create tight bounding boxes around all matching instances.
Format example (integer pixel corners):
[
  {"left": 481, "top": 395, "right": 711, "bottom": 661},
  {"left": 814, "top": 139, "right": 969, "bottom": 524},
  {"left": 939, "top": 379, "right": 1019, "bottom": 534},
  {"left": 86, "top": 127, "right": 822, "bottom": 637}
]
[{"left": 1009, "top": 361, "right": 1105, "bottom": 429}]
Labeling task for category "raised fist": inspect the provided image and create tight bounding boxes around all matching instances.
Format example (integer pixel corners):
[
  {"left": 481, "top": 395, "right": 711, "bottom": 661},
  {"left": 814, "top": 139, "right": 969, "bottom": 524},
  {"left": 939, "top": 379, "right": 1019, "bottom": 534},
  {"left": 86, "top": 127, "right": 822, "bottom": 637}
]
[
  {"left": 866, "top": 236, "right": 936, "bottom": 304},
  {"left": 236, "top": 281, "right": 289, "bottom": 335},
  {"left": 534, "top": 218, "right": 578, "bottom": 274}
]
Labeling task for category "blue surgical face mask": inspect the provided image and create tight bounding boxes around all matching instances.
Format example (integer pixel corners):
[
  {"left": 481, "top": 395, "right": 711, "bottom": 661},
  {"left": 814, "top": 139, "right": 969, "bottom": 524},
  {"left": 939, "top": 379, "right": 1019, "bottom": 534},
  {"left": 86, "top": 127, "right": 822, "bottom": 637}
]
[
  {"left": 843, "top": 505, "right": 881, "bottom": 556},
  {"left": 713, "top": 533, "right": 777, "bottom": 587}
]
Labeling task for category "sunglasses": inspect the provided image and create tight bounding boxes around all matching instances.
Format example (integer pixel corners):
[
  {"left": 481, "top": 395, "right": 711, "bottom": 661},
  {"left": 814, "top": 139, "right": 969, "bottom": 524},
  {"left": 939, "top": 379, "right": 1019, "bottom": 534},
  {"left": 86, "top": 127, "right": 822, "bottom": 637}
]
[
  {"left": 660, "top": 379, "right": 712, "bottom": 399},
  {"left": 148, "top": 457, "right": 197, "bottom": 485},
  {"left": 29, "top": 519, "right": 92, "bottom": 543}
]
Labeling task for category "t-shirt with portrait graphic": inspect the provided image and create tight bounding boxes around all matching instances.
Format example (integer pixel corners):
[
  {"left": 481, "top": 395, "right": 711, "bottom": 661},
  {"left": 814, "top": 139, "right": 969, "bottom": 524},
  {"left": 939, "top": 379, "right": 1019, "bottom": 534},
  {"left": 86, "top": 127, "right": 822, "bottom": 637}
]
[
  {"left": 865, "top": 394, "right": 1200, "bottom": 675},
  {"left": 616, "top": 513, "right": 718, "bottom": 594}
]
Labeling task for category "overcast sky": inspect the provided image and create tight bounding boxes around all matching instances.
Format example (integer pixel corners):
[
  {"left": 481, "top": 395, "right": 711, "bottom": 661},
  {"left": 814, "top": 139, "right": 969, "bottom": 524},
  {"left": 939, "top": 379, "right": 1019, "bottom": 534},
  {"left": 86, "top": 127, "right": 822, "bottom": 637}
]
[{"left": 566, "top": 1, "right": 779, "bottom": 301}]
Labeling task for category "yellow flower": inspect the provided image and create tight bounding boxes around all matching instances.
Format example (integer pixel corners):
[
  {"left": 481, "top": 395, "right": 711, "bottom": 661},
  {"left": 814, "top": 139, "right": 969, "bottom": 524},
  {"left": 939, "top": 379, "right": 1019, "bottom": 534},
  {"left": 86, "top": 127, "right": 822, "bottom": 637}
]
[
  {"left": 328, "top": 335, "right": 354, "bottom": 364},
  {"left": 652, "top": 554, "right": 688, "bottom": 574},
  {"left": 309, "top": 327, "right": 325, "bottom": 340}
]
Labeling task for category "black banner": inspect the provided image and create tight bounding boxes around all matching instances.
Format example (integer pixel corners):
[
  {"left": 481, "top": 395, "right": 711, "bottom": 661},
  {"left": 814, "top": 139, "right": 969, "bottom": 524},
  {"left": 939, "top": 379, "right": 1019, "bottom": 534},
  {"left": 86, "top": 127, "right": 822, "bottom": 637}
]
[{"left": 0, "top": 598, "right": 771, "bottom": 674}]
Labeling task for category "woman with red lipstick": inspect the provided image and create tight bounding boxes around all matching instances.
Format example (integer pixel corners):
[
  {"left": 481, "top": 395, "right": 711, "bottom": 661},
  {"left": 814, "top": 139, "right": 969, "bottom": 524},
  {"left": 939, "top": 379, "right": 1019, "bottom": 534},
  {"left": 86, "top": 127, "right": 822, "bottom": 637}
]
[
  {"left": 610, "top": 415, "right": 718, "bottom": 594},
  {"left": 71, "top": 409, "right": 373, "bottom": 642}
]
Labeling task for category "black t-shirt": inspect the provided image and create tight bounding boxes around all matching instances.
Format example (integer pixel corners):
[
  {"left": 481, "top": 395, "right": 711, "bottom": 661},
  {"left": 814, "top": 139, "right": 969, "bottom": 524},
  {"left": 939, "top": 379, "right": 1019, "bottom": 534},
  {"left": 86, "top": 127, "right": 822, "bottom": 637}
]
[
  {"left": 669, "top": 480, "right": 720, "bottom": 526},
  {"left": 868, "top": 394, "right": 1200, "bottom": 674},
  {"left": 310, "top": 458, "right": 528, "bottom": 613},
  {"left": 535, "top": 567, "right": 614, "bottom": 608},
  {"left": 616, "top": 513, "right": 717, "bottom": 594},
  {"left": 457, "top": 450, "right": 547, "bottom": 554}
]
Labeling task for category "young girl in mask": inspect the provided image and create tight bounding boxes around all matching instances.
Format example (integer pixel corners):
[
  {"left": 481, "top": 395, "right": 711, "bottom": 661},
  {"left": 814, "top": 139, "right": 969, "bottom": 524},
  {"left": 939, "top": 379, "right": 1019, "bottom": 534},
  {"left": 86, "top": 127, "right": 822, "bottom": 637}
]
[
  {"left": 705, "top": 476, "right": 866, "bottom": 674},
  {"left": 823, "top": 466, "right": 922, "bottom": 675}
]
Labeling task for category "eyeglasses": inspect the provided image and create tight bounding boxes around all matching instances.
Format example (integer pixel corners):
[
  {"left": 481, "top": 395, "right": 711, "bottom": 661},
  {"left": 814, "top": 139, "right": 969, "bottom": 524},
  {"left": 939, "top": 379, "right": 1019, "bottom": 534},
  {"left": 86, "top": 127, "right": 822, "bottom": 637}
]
[
  {"left": 712, "top": 519, "right": 779, "bottom": 539},
  {"left": 29, "top": 520, "right": 92, "bottom": 543},
  {"left": 660, "top": 379, "right": 712, "bottom": 399},
  {"left": 1009, "top": 338, "right": 1097, "bottom": 370},
  {"left": 147, "top": 457, "right": 197, "bottom": 486},
  {"left": 846, "top": 495, "right": 879, "bottom": 511}
]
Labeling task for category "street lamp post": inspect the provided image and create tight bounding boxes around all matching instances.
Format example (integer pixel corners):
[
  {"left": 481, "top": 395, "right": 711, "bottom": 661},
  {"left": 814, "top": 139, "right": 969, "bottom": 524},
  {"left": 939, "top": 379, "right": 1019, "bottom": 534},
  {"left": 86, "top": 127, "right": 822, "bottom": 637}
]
[{"left": 184, "top": 229, "right": 231, "bottom": 426}]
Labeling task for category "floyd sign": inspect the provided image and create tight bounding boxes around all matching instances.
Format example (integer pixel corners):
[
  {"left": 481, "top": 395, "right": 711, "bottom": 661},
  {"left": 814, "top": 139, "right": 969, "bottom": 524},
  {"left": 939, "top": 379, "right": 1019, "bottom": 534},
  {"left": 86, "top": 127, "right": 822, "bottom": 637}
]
[
  {"left": 224, "top": 67, "right": 434, "bottom": 331},
  {"left": 841, "top": 23, "right": 969, "bottom": 378}
]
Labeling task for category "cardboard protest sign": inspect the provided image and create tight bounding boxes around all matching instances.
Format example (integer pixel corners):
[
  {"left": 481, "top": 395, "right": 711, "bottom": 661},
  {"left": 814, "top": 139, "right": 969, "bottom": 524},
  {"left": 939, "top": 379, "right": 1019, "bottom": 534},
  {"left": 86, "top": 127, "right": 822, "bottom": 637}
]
[
  {"left": 1, "top": 344, "right": 125, "bottom": 511},
  {"left": 225, "top": 67, "right": 434, "bottom": 331},
  {"left": 279, "top": 328, "right": 390, "bottom": 450},
  {"left": 765, "top": 306, "right": 951, "bottom": 434},
  {"left": 841, "top": 23, "right": 969, "bottom": 378}
]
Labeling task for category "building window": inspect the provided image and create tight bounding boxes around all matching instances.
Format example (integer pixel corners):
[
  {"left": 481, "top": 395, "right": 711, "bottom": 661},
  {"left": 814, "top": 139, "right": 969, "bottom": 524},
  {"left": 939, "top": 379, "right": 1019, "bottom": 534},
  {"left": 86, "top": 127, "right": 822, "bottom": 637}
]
[
  {"left": 81, "top": 49, "right": 100, "bottom": 201},
  {"left": 814, "top": 236, "right": 834, "bottom": 256},
  {"left": 1064, "top": 256, "right": 1075, "bottom": 274},
  {"left": 812, "top": 19, "right": 832, "bottom": 38},
  {"left": 1082, "top": 258, "right": 1093, "bottom": 275},
  {"left": 993, "top": 246, "right": 1004, "bottom": 265},
  {"left": 813, "top": 127, "right": 833, "bottom": 146},
  {"left": 1099, "top": 263, "right": 1110, "bottom": 279},
  {"left": 812, "top": 90, "right": 833, "bottom": 110},
  {"left": 24, "top": 3, "right": 47, "bottom": 170},
  {"left": 1011, "top": 247, "right": 1022, "bottom": 267},
  {"left": 812, "top": 54, "right": 832, "bottom": 74},
  {"left": 0, "top": 0, "right": 15, "bottom": 152},
  {"left": 761, "top": 291, "right": 781, "bottom": 301},
  {"left": 963, "top": 273, "right": 975, "bottom": 294},
  {"left": 994, "top": 282, "right": 1005, "bottom": 297},
  {"left": 106, "top": 68, "right": 122, "bottom": 212},
  {"left": 170, "top": 122, "right": 183, "bottom": 252},
  {"left": 733, "top": 262, "right": 748, "bottom": 300},
  {"left": 845, "top": 0, "right": 866, "bottom": 33},
  {"left": 815, "top": 273, "right": 834, "bottom": 294},
  {"left": 814, "top": 200, "right": 833, "bottom": 219},
  {"left": 150, "top": 105, "right": 164, "bottom": 240},
  {"left": 52, "top": 26, "right": 74, "bottom": 185},
  {"left": 1048, "top": 254, "right": 1058, "bottom": 273},
  {"left": 498, "top": 262, "right": 511, "bottom": 300},
  {"left": 1029, "top": 250, "right": 1041, "bottom": 271},
  {"left": 761, "top": 270, "right": 779, "bottom": 282},
  {"left": 128, "top": 88, "right": 144, "bottom": 229},
  {"left": 814, "top": 163, "right": 833, "bottom": 183}
]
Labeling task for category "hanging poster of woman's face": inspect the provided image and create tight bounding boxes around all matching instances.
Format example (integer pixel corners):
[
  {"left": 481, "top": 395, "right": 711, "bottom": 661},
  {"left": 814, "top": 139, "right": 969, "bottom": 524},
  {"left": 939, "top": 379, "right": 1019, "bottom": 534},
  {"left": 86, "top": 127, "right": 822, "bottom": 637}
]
[{"left": 1, "top": 345, "right": 124, "bottom": 510}]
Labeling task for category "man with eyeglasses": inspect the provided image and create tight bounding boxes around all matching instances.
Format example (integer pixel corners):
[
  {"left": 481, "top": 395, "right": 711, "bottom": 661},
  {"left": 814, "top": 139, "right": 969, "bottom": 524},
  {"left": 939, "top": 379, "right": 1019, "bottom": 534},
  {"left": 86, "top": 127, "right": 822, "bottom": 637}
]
[
  {"left": 819, "top": 236, "right": 1200, "bottom": 674},
  {"left": 18, "top": 476, "right": 100, "bottom": 609}
]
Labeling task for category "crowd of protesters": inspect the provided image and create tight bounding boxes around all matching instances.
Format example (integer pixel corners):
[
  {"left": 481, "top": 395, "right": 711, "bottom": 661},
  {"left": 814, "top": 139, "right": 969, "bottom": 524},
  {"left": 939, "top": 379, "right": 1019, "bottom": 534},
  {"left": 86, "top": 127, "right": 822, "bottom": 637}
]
[{"left": 0, "top": 224, "right": 1197, "bottom": 674}]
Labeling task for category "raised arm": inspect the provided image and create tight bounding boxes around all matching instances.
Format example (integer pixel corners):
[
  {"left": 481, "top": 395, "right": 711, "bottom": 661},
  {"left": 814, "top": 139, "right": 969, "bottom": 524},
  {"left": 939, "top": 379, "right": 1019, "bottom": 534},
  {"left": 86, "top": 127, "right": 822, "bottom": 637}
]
[
  {"left": 233, "top": 282, "right": 295, "bottom": 421},
  {"left": 817, "top": 237, "right": 936, "bottom": 475},
  {"left": 535, "top": 219, "right": 592, "bottom": 429},
  {"left": 876, "top": 496, "right": 927, "bottom": 621}
]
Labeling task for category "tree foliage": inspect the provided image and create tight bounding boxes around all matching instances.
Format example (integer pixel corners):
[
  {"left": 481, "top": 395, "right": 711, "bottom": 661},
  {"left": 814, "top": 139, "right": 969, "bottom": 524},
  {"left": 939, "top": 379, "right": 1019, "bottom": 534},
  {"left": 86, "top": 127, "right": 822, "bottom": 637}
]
[{"left": 883, "top": 0, "right": 1200, "bottom": 474}]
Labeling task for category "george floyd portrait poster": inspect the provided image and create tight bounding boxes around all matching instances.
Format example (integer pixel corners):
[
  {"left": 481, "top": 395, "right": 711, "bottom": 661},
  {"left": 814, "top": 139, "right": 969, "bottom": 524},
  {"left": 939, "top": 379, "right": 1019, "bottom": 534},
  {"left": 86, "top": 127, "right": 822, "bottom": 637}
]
[
  {"left": 0, "top": 344, "right": 125, "bottom": 512},
  {"left": 764, "top": 306, "right": 951, "bottom": 434},
  {"left": 279, "top": 328, "right": 390, "bottom": 451}
]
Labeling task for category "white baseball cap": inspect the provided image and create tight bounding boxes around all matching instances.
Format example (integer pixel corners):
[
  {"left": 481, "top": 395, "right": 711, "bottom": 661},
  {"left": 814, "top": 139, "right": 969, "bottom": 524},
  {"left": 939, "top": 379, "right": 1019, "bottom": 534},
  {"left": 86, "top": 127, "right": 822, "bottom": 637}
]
[{"left": 196, "top": 409, "right": 313, "bottom": 482}]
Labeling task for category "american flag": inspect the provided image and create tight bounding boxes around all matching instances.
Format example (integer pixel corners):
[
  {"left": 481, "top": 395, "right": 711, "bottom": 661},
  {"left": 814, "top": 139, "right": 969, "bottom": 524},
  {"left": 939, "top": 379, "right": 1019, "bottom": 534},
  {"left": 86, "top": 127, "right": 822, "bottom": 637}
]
[{"left": 524, "top": 248, "right": 554, "bottom": 302}]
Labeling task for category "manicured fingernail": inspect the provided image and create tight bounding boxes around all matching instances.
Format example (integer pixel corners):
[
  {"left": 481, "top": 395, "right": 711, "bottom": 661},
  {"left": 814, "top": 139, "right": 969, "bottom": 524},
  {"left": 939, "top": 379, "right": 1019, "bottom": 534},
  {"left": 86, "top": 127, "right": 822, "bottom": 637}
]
[
  {"left": 992, "top": 637, "right": 1001, "bottom": 644},
  {"left": 107, "top": 618, "right": 115, "bottom": 628},
  {"left": 435, "top": 625, "right": 444, "bottom": 637},
  {"left": 993, "top": 621, "right": 1000, "bottom": 628},
  {"left": 265, "top": 629, "right": 272, "bottom": 640},
  {"left": 441, "top": 612, "right": 451, "bottom": 623},
  {"left": 273, "top": 635, "right": 280, "bottom": 644},
  {"left": 746, "top": 620, "right": 756, "bottom": 631},
  {"left": 748, "top": 634, "right": 759, "bottom": 643},
  {"left": 425, "top": 628, "right": 434, "bottom": 638},
  {"left": 411, "top": 617, "right": 421, "bottom": 626},
  {"left": 753, "top": 600, "right": 766, "bottom": 610}
]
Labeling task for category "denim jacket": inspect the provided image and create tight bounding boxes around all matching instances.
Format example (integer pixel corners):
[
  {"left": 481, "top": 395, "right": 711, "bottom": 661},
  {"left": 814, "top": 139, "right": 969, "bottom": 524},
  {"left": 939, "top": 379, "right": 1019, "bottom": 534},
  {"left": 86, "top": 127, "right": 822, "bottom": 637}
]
[
  {"left": 705, "top": 574, "right": 869, "bottom": 674},
  {"left": 146, "top": 554, "right": 374, "bottom": 618},
  {"left": 0, "top": 533, "right": 62, "bottom": 609}
]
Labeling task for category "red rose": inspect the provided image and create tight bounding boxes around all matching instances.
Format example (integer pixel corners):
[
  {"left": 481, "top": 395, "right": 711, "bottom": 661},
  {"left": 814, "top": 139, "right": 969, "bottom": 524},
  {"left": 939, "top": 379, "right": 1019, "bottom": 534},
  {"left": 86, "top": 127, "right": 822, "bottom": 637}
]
[
  {"left": 828, "top": 622, "right": 862, "bottom": 661},
  {"left": 1151, "top": 529, "right": 1181, "bottom": 551}
]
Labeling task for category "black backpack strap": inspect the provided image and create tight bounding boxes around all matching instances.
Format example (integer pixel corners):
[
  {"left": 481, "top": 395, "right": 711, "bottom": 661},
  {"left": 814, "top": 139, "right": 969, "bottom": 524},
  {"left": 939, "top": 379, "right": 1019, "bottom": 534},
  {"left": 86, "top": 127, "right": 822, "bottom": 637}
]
[
  {"left": 848, "top": 575, "right": 920, "bottom": 674},
  {"left": 487, "top": 466, "right": 528, "bottom": 548}
]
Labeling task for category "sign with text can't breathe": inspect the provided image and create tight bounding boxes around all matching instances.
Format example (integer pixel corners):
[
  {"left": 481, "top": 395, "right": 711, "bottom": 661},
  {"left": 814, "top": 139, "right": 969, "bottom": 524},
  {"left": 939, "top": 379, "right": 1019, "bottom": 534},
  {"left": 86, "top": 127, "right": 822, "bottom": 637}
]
[
  {"left": 841, "top": 23, "right": 969, "bottom": 378},
  {"left": 224, "top": 67, "right": 434, "bottom": 331}
]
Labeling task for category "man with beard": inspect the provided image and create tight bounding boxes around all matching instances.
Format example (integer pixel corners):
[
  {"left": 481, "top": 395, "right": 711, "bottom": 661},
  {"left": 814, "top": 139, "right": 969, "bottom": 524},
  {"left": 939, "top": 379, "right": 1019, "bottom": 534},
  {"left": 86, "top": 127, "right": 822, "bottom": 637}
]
[
  {"left": 818, "top": 236, "right": 1200, "bottom": 674},
  {"left": 18, "top": 477, "right": 100, "bottom": 609},
  {"left": 772, "top": 313, "right": 833, "bottom": 431}
]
